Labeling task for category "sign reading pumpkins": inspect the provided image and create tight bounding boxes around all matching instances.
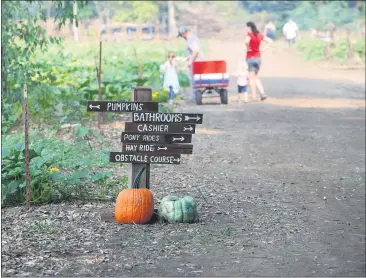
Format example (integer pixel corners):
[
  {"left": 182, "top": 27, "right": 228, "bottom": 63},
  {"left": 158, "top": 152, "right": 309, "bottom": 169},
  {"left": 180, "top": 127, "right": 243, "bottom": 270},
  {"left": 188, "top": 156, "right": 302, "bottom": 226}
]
[{"left": 86, "top": 88, "right": 203, "bottom": 166}]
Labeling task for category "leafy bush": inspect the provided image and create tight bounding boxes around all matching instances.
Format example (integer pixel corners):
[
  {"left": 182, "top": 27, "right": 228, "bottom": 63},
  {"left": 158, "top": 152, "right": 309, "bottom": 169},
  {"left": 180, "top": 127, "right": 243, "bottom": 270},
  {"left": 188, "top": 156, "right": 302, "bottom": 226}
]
[
  {"left": 1, "top": 131, "right": 123, "bottom": 207},
  {"left": 2, "top": 40, "right": 190, "bottom": 133},
  {"left": 296, "top": 36, "right": 365, "bottom": 64},
  {"left": 354, "top": 39, "right": 366, "bottom": 60},
  {"left": 296, "top": 39, "right": 326, "bottom": 61}
]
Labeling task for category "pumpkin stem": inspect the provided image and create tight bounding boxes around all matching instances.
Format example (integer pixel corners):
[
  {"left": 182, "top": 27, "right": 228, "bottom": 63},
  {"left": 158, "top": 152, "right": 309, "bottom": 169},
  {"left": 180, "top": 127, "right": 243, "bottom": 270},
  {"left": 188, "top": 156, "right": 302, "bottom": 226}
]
[{"left": 133, "top": 166, "right": 146, "bottom": 189}]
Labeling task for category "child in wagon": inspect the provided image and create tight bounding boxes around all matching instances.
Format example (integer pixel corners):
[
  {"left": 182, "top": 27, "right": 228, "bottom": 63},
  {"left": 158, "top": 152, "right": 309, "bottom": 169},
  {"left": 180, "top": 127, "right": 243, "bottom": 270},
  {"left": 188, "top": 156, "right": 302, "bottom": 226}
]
[{"left": 160, "top": 51, "right": 180, "bottom": 105}]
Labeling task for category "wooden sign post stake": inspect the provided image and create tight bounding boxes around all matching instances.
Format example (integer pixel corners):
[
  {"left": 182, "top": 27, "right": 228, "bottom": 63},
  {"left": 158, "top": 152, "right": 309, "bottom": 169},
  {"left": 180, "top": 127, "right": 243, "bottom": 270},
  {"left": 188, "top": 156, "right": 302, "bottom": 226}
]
[
  {"left": 127, "top": 87, "right": 152, "bottom": 189},
  {"left": 97, "top": 40, "right": 103, "bottom": 129},
  {"left": 87, "top": 87, "right": 204, "bottom": 222},
  {"left": 23, "top": 84, "right": 31, "bottom": 210}
]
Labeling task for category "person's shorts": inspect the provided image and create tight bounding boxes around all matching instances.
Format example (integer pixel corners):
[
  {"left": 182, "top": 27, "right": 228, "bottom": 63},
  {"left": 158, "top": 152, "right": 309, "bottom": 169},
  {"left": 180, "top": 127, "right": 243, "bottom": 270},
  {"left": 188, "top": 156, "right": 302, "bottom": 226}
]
[
  {"left": 266, "top": 30, "right": 276, "bottom": 40},
  {"left": 246, "top": 57, "right": 262, "bottom": 73},
  {"left": 237, "top": 85, "right": 248, "bottom": 93},
  {"left": 287, "top": 37, "right": 296, "bottom": 45}
]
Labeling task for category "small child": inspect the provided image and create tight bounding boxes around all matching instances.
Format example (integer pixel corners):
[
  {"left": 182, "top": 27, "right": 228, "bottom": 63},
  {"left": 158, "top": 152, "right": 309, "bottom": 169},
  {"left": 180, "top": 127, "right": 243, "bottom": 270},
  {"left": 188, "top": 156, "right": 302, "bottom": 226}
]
[
  {"left": 232, "top": 61, "right": 249, "bottom": 103},
  {"left": 161, "top": 52, "right": 180, "bottom": 105}
]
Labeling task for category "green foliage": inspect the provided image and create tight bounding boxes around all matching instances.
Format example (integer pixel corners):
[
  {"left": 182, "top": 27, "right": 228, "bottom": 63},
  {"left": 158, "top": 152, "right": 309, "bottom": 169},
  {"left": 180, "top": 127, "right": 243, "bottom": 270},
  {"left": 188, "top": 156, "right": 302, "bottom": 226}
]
[
  {"left": 2, "top": 39, "right": 189, "bottom": 133},
  {"left": 296, "top": 36, "right": 365, "bottom": 64},
  {"left": 316, "top": 1, "right": 358, "bottom": 28},
  {"left": 354, "top": 39, "right": 366, "bottom": 60},
  {"left": 239, "top": 1, "right": 364, "bottom": 30},
  {"left": 1, "top": 1, "right": 87, "bottom": 98},
  {"left": 1, "top": 131, "right": 119, "bottom": 207},
  {"left": 296, "top": 39, "right": 326, "bottom": 61},
  {"left": 27, "top": 220, "right": 58, "bottom": 234},
  {"left": 1, "top": 140, "right": 54, "bottom": 206},
  {"left": 289, "top": 2, "right": 319, "bottom": 29},
  {"left": 1, "top": 0, "right": 88, "bottom": 132},
  {"left": 1, "top": 101, "right": 22, "bottom": 134},
  {"left": 133, "top": 167, "right": 146, "bottom": 189},
  {"left": 112, "top": 1, "right": 159, "bottom": 23}
]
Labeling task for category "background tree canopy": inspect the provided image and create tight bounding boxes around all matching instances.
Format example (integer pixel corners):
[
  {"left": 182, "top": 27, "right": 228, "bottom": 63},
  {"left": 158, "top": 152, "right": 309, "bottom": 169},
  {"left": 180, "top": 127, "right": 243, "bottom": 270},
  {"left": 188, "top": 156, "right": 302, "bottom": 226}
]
[{"left": 239, "top": 0, "right": 365, "bottom": 29}]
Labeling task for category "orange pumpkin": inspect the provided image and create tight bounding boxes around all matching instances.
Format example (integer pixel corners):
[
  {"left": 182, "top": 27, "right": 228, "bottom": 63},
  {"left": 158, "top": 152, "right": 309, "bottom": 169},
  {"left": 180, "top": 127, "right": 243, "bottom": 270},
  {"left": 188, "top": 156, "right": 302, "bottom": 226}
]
[{"left": 114, "top": 188, "right": 154, "bottom": 224}]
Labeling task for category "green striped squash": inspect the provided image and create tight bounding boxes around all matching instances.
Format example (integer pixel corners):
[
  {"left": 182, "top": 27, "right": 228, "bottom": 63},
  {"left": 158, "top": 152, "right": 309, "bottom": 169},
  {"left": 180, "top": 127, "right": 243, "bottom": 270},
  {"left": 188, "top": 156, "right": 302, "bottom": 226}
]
[{"left": 158, "top": 196, "right": 198, "bottom": 223}]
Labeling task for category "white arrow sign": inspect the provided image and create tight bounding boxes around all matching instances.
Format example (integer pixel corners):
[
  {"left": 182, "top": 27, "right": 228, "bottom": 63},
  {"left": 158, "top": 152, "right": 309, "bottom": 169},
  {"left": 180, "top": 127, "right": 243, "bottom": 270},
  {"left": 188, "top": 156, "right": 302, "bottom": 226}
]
[
  {"left": 184, "top": 115, "right": 201, "bottom": 122},
  {"left": 157, "top": 146, "right": 167, "bottom": 151},
  {"left": 173, "top": 158, "right": 180, "bottom": 163},
  {"left": 89, "top": 104, "right": 100, "bottom": 110},
  {"left": 183, "top": 126, "right": 193, "bottom": 132},
  {"left": 172, "top": 136, "right": 184, "bottom": 142}
]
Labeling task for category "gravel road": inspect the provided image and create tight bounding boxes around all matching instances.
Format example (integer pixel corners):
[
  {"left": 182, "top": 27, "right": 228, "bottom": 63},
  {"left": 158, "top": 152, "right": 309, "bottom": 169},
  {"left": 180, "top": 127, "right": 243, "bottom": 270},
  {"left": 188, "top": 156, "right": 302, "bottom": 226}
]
[{"left": 2, "top": 41, "right": 365, "bottom": 277}]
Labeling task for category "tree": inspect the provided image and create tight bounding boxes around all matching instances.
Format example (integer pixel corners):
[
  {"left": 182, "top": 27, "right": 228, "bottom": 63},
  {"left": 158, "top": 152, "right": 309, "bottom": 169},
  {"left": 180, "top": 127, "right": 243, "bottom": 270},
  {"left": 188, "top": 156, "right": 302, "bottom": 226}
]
[
  {"left": 112, "top": 1, "right": 159, "bottom": 23},
  {"left": 168, "top": 1, "right": 177, "bottom": 39},
  {"left": 1, "top": 1, "right": 88, "bottom": 103}
]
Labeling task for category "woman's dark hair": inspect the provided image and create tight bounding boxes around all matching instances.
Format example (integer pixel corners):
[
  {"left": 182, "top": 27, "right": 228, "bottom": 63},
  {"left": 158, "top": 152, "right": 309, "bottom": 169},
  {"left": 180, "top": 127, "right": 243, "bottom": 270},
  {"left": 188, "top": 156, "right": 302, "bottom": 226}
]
[{"left": 246, "top": 21, "right": 259, "bottom": 34}]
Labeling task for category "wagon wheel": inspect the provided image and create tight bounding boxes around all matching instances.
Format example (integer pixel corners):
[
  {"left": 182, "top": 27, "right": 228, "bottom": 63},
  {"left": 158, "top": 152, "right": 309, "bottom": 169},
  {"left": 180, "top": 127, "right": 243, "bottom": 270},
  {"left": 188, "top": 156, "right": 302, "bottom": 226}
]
[
  {"left": 220, "top": 89, "right": 228, "bottom": 105},
  {"left": 195, "top": 90, "right": 202, "bottom": 105}
]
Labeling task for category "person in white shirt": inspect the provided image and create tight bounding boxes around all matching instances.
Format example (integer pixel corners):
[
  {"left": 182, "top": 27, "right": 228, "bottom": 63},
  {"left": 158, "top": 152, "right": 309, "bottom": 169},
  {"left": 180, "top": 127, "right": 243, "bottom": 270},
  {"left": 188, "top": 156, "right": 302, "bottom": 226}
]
[
  {"left": 177, "top": 25, "right": 204, "bottom": 100},
  {"left": 282, "top": 18, "right": 298, "bottom": 46},
  {"left": 160, "top": 52, "right": 180, "bottom": 105}
]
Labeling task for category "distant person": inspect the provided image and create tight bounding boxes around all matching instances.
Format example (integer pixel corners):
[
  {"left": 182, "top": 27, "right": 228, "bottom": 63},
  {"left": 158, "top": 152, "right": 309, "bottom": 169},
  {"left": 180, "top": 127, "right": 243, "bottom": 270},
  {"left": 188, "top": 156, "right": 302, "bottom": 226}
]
[
  {"left": 161, "top": 51, "right": 180, "bottom": 105},
  {"left": 311, "top": 28, "right": 331, "bottom": 42},
  {"left": 232, "top": 61, "right": 249, "bottom": 104},
  {"left": 264, "top": 20, "right": 276, "bottom": 40},
  {"left": 177, "top": 26, "right": 204, "bottom": 100},
  {"left": 245, "top": 21, "right": 272, "bottom": 101},
  {"left": 282, "top": 18, "right": 298, "bottom": 46}
]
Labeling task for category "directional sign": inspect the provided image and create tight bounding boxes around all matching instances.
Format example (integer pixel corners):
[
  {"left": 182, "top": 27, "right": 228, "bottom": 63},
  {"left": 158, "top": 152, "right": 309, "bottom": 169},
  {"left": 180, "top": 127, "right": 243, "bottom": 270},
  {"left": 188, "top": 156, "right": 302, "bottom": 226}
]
[
  {"left": 86, "top": 101, "right": 158, "bottom": 112},
  {"left": 125, "top": 123, "right": 196, "bottom": 134},
  {"left": 122, "top": 143, "right": 193, "bottom": 154},
  {"left": 121, "top": 133, "right": 192, "bottom": 144},
  {"left": 110, "top": 152, "right": 181, "bottom": 164},
  {"left": 132, "top": 112, "right": 203, "bottom": 124}
]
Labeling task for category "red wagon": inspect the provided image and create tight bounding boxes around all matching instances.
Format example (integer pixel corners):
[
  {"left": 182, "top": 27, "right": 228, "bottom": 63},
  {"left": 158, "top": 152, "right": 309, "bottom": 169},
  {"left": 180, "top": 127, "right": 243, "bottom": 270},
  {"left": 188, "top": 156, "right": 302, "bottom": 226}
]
[{"left": 192, "top": 60, "right": 229, "bottom": 105}]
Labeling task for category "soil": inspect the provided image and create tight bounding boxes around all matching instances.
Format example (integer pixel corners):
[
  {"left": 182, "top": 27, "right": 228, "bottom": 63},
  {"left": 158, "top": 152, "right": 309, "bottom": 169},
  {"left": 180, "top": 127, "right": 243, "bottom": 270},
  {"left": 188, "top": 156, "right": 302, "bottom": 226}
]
[{"left": 2, "top": 39, "right": 365, "bottom": 277}]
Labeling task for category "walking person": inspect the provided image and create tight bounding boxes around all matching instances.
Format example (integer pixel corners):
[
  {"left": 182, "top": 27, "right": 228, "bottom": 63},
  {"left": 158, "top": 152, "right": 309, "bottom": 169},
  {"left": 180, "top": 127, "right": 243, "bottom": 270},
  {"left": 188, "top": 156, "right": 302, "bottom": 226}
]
[
  {"left": 245, "top": 21, "right": 273, "bottom": 101},
  {"left": 232, "top": 61, "right": 249, "bottom": 104},
  {"left": 282, "top": 18, "right": 298, "bottom": 47},
  {"left": 264, "top": 20, "right": 276, "bottom": 40},
  {"left": 161, "top": 51, "right": 180, "bottom": 105},
  {"left": 177, "top": 26, "right": 204, "bottom": 101}
]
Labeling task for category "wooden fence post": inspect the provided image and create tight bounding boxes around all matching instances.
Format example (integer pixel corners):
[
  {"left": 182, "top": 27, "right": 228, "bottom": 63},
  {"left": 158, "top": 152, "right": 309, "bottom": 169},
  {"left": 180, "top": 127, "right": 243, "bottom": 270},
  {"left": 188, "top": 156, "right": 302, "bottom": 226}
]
[
  {"left": 23, "top": 84, "right": 31, "bottom": 209},
  {"left": 127, "top": 87, "right": 152, "bottom": 189},
  {"left": 97, "top": 40, "right": 103, "bottom": 129},
  {"left": 345, "top": 27, "right": 359, "bottom": 65}
]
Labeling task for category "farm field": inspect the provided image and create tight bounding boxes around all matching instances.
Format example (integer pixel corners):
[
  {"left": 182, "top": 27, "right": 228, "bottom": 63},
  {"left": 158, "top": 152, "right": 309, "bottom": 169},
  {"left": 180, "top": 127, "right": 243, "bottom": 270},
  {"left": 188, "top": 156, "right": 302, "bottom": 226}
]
[
  {"left": 2, "top": 1, "right": 365, "bottom": 276},
  {"left": 2, "top": 37, "right": 365, "bottom": 276}
]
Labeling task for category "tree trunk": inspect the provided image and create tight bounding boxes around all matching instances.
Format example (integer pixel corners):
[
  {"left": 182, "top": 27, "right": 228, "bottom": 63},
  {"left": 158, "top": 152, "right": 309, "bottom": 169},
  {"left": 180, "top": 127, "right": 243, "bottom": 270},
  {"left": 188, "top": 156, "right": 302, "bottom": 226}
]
[
  {"left": 168, "top": 1, "right": 177, "bottom": 39},
  {"left": 73, "top": 1, "right": 78, "bottom": 41}
]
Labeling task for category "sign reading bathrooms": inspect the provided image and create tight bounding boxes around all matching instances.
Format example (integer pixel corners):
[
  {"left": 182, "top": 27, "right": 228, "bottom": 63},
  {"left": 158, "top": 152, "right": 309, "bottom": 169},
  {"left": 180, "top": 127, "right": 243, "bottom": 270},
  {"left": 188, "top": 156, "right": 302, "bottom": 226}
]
[{"left": 132, "top": 112, "right": 203, "bottom": 124}]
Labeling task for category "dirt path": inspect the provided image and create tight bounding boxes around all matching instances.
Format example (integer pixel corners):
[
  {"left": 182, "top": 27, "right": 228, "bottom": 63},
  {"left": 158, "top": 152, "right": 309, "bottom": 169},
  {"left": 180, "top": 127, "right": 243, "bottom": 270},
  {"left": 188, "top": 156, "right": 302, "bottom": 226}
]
[{"left": 2, "top": 40, "right": 365, "bottom": 277}]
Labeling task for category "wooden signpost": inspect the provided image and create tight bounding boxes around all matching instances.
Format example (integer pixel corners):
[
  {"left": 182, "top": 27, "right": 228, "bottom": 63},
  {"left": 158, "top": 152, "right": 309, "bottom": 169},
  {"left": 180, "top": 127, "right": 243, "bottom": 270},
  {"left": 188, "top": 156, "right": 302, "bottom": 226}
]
[{"left": 87, "top": 87, "right": 203, "bottom": 190}]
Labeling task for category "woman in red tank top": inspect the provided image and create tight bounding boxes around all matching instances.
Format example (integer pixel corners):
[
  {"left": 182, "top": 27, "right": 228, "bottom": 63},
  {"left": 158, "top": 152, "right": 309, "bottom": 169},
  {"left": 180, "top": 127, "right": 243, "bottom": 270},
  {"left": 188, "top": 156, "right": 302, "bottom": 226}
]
[{"left": 246, "top": 22, "right": 273, "bottom": 101}]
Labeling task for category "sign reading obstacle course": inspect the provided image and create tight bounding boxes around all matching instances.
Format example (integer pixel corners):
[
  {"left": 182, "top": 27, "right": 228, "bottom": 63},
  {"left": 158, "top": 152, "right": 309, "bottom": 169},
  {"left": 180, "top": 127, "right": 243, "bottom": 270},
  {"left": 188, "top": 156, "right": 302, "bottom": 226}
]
[{"left": 87, "top": 87, "right": 203, "bottom": 189}]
